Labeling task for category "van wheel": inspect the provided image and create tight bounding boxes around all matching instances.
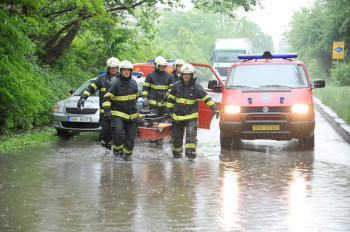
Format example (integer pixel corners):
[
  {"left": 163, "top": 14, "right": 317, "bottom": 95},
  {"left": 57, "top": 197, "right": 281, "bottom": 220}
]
[
  {"left": 298, "top": 134, "right": 315, "bottom": 150},
  {"left": 220, "top": 133, "right": 232, "bottom": 149},
  {"left": 231, "top": 137, "right": 241, "bottom": 150}
]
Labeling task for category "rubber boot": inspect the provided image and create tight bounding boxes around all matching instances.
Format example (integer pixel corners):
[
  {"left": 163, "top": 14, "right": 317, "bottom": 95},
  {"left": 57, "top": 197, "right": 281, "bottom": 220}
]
[
  {"left": 155, "top": 138, "right": 164, "bottom": 145},
  {"left": 173, "top": 151, "right": 182, "bottom": 159},
  {"left": 186, "top": 151, "right": 196, "bottom": 160},
  {"left": 113, "top": 150, "right": 123, "bottom": 161},
  {"left": 121, "top": 152, "right": 132, "bottom": 161}
]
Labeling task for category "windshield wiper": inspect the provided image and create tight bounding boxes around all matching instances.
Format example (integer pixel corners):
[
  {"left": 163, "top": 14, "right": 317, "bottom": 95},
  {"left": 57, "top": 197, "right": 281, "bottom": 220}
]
[
  {"left": 259, "top": 85, "right": 292, "bottom": 88},
  {"left": 228, "top": 85, "right": 255, "bottom": 89}
]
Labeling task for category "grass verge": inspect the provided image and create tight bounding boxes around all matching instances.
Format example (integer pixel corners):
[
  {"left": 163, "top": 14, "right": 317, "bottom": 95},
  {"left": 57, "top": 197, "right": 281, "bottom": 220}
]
[
  {"left": 313, "top": 86, "right": 350, "bottom": 124},
  {"left": 0, "top": 127, "right": 58, "bottom": 154}
]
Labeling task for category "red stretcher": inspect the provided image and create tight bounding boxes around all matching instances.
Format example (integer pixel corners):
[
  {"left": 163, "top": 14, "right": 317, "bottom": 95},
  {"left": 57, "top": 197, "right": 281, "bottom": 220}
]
[{"left": 137, "top": 108, "right": 172, "bottom": 140}]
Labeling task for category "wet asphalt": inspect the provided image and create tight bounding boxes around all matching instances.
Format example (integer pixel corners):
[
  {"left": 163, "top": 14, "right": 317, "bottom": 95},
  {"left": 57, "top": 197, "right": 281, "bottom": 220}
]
[{"left": 1, "top": 110, "right": 350, "bottom": 232}]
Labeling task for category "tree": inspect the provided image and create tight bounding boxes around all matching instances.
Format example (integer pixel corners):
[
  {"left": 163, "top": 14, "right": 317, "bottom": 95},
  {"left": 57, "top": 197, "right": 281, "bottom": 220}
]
[
  {"left": 286, "top": 0, "right": 350, "bottom": 81},
  {"left": 156, "top": 9, "right": 273, "bottom": 63},
  {"left": 3, "top": 0, "right": 260, "bottom": 66}
]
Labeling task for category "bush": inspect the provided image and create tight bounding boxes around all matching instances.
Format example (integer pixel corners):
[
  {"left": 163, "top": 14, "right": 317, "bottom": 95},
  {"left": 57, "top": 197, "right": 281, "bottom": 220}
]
[{"left": 330, "top": 62, "right": 350, "bottom": 86}]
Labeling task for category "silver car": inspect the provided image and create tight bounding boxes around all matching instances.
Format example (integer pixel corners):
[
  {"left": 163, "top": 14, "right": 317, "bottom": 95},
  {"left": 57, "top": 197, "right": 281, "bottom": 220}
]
[
  {"left": 52, "top": 75, "right": 145, "bottom": 136},
  {"left": 52, "top": 77, "right": 101, "bottom": 135}
]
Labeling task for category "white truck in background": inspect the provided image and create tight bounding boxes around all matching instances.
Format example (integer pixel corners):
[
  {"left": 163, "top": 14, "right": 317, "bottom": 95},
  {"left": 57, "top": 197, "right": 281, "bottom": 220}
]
[{"left": 211, "top": 38, "right": 252, "bottom": 81}]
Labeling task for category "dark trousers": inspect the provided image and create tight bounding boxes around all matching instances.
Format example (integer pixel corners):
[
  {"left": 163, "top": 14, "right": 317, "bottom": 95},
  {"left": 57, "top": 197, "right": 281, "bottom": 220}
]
[
  {"left": 111, "top": 116, "right": 137, "bottom": 155},
  {"left": 99, "top": 114, "right": 112, "bottom": 147},
  {"left": 172, "top": 120, "right": 197, "bottom": 155}
]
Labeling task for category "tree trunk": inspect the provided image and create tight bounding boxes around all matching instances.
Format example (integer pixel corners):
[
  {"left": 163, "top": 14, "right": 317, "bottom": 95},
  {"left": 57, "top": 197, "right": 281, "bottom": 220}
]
[{"left": 41, "top": 20, "right": 81, "bottom": 65}]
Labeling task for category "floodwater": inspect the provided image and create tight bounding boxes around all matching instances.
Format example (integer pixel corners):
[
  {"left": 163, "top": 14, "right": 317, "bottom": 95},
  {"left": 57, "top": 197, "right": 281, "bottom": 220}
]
[{"left": 1, "top": 111, "right": 350, "bottom": 232}]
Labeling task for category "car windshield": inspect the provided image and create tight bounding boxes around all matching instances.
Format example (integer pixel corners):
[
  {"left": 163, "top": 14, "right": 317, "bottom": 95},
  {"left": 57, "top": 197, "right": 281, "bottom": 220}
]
[
  {"left": 73, "top": 80, "right": 99, "bottom": 96},
  {"left": 226, "top": 64, "right": 309, "bottom": 89},
  {"left": 214, "top": 51, "right": 243, "bottom": 63}
]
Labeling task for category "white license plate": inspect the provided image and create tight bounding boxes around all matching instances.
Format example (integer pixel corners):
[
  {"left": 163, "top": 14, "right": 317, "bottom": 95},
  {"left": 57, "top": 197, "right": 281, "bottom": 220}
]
[
  {"left": 68, "top": 116, "right": 91, "bottom": 122},
  {"left": 252, "top": 125, "right": 280, "bottom": 131}
]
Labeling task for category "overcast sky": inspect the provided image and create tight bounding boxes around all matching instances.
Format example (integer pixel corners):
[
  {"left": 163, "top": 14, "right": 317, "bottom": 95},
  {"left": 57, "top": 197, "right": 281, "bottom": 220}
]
[{"left": 238, "top": 0, "right": 315, "bottom": 50}]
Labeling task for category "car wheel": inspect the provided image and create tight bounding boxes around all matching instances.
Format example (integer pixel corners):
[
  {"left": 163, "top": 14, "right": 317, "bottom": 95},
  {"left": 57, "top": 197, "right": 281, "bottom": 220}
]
[
  {"left": 56, "top": 129, "right": 69, "bottom": 137},
  {"left": 298, "top": 133, "right": 315, "bottom": 150}
]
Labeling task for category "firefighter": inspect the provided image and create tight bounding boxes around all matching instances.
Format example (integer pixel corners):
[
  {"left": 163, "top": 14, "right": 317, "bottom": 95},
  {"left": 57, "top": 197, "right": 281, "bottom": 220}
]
[
  {"left": 166, "top": 63, "right": 220, "bottom": 160},
  {"left": 172, "top": 59, "right": 185, "bottom": 82},
  {"left": 142, "top": 56, "right": 174, "bottom": 145},
  {"left": 102, "top": 60, "right": 139, "bottom": 161},
  {"left": 77, "top": 57, "right": 120, "bottom": 150}
]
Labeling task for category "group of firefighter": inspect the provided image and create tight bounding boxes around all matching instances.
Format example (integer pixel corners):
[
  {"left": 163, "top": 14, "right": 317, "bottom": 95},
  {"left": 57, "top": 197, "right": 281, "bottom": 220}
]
[{"left": 77, "top": 56, "right": 220, "bottom": 161}]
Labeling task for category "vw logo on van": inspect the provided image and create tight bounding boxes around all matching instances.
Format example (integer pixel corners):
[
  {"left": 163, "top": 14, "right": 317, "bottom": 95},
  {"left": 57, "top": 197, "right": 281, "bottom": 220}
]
[
  {"left": 263, "top": 107, "right": 269, "bottom": 113},
  {"left": 260, "top": 94, "right": 271, "bottom": 102}
]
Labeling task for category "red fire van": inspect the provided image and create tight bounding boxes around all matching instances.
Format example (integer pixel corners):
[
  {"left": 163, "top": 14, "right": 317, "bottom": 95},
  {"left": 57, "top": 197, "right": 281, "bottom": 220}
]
[{"left": 197, "top": 52, "right": 325, "bottom": 149}]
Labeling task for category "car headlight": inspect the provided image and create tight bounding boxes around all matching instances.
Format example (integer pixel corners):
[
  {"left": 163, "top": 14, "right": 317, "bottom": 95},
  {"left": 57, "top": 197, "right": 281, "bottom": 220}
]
[
  {"left": 53, "top": 104, "right": 64, "bottom": 113},
  {"left": 292, "top": 104, "right": 308, "bottom": 113},
  {"left": 225, "top": 105, "right": 240, "bottom": 114}
]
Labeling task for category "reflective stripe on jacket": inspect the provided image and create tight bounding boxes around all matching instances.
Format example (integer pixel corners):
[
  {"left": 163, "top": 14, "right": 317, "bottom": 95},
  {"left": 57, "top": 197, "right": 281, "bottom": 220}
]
[
  {"left": 142, "top": 70, "right": 174, "bottom": 107},
  {"left": 166, "top": 79, "right": 218, "bottom": 122},
  {"left": 83, "top": 72, "right": 116, "bottom": 112},
  {"left": 102, "top": 76, "right": 139, "bottom": 121}
]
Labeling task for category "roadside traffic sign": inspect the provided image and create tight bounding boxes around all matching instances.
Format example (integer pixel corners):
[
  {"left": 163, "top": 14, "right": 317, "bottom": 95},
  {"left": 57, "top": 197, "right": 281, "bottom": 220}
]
[{"left": 332, "top": 41, "right": 345, "bottom": 59}]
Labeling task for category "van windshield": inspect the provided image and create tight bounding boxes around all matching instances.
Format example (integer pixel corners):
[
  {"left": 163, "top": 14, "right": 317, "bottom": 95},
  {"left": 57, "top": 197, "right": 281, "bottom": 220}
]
[
  {"left": 226, "top": 64, "right": 309, "bottom": 89},
  {"left": 214, "top": 51, "right": 242, "bottom": 63}
]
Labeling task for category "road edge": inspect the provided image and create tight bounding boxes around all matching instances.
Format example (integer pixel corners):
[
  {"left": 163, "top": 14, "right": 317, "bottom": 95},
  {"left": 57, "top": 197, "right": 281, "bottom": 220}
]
[{"left": 314, "top": 97, "right": 350, "bottom": 143}]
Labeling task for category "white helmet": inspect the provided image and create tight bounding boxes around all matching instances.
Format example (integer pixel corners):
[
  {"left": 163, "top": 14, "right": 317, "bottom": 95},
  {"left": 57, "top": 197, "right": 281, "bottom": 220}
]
[
  {"left": 154, "top": 56, "right": 167, "bottom": 69},
  {"left": 180, "top": 63, "right": 195, "bottom": 74},
  {"left": 173, "top": 59, "right": 185, "bottom": 69},
  {"left": 119, "top": 60, "right": 133, "bottom": 73},
  {"left": 106, "top": 57, "right": 120, "bottom": 68}
]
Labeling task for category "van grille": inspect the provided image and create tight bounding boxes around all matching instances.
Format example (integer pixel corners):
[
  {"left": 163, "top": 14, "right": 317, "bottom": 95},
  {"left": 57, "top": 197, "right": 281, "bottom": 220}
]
[
  {"left": 241, "top": 107, "right": 291, "bottom": 113},
  {"left": 61, "top": 122, "right": 100, "bottom": 129},
  {"left": 215, "top": 67, "right": 229, "bottom": 76},
  {"left": 66, "top": 108, "right": 98, "bottom": 114}
]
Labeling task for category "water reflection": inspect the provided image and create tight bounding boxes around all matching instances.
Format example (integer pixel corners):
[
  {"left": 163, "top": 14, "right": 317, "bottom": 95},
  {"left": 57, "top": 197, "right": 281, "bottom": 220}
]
[
  {"left": 287, "top": 170, "right": 311, "bottom": 231},
  {"left": 220, "top": 167, "right": 241, "bottom": 231},
  {"left": 219, "top": 148, "right": 315, "bottom": 231},
  {"left": 3, "top": 130, "right": 350, "bottom": 231}
]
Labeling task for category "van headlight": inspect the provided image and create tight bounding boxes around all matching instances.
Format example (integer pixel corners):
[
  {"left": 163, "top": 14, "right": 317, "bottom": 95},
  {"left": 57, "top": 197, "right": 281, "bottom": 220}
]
[
  {"left": 225, "top": 105, "right": 240, "bottom": 114},
  {"left": 292, "top": 104, "right": 308, "bottom": 113},
  {"left": 53, "top": 104, "right": 64, "bottom": 113}
]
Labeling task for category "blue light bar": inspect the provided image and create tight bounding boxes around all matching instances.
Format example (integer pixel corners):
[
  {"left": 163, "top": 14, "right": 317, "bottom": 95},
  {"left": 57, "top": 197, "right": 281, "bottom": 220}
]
[
  {"left": 99, "top": 70, "right": 107, "bottom": 75},
  {"left": 132, "top": 71, "right": 144, "bottom": 77},
  {"left": 238, "top": 53, "right": 298, "bottom": 60}
]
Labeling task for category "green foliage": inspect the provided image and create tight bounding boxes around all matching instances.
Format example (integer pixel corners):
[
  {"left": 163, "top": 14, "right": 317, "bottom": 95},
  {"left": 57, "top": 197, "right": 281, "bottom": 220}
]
[
  {"left": 0, "top": 127, "right": 58, "bottom": 153},
  {"left": 286, "top": 0, "right": 350, "bottom": 82},
  {"left": 0, "top": 10, "right": 50, "bottom": 135},
  {"left": 156, "top": 9, "right": 273, "bottom": 64},
  {"left": 1, "top": 0, "right": 262, "bottom": 139},
  {"left": 313, "top": 86, "right": 350, "bottom": 124},
  {"left": 330, "top": 62, "right": 350, "bottom": 86}
]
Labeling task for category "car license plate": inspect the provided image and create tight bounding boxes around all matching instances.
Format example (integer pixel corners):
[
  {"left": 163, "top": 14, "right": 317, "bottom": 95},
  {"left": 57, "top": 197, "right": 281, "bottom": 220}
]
[
  {"left": 252, "top": 125, "right": 280, "bottom": 131},
  {"left": 68, "top": 116, "right": 91, "bottom": 122}
]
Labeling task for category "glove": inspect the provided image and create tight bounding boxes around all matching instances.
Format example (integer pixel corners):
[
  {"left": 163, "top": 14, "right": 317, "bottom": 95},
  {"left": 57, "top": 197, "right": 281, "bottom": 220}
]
[
  {"left": 164, "top": 108, "right": 172, "bottom": 118},
  {"left": 105, "top": 111, "right": 112, "bottom": 122},
  {"left": 77, "top": 97, "right": 85, "bottom": 110},
  {"left": 213, "top": 110, "right": 220, "bottom": 119}
]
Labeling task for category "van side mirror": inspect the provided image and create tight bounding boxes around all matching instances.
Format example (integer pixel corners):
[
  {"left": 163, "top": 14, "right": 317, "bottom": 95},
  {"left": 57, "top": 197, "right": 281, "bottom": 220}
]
[
  {"left": 208, "top": 80, "right": 222, "bottom": 92},
  {"left": 68, "top": 89, "right": 76, "bottom": 96},
  {"left": 313, "top": 79, "right": 325, "bottom": 88}
]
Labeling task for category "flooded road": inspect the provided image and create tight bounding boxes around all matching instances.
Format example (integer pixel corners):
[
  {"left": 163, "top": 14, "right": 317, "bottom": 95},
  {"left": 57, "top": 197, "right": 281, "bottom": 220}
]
[{"left": 1, "top": 110, "right": 350, "bottom": 231}]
